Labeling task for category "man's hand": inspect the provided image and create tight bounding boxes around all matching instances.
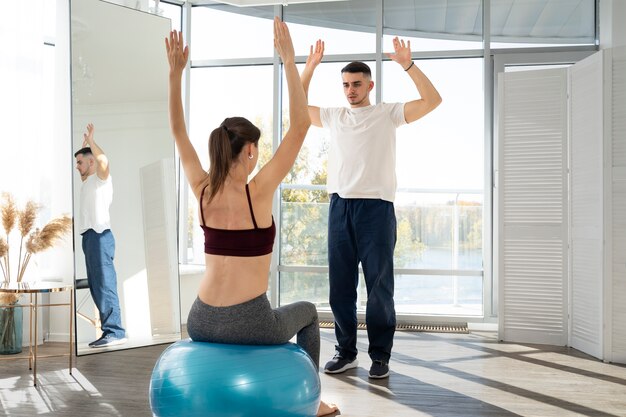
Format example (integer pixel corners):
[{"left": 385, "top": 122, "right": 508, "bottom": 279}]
[
  {"left": 81, "top": 123, "right": 110, "bottom": 179},
  {"left": 305, "top": 39, "right": 324, "bottom": 69},
  {"left": 386, "top": 36, "right": 412, "bottom": 70},
  {"left": 165, "top": 30, "right": 189, "bottom": 76},
  {"left": 82, "top": 123, "right": 95, "bottom": 148}
]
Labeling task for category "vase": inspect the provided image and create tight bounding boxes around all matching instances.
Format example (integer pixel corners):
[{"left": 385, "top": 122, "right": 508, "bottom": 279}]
[{"left": 0, "top": 304, "right": 23, "bottom": 355}]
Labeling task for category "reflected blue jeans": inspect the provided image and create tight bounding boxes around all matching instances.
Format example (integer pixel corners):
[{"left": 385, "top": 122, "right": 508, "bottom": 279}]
[
  {"left": 328, "top": 194, "right": 397, "bottom": 363},
  {"left": 81, "top": 229, "right": 125, "bottom": 339}
]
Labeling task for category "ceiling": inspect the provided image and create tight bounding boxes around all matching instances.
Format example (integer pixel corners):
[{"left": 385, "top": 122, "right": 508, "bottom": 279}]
[{"left": 199, "top": 0, "right": 595, "bottom": 44}]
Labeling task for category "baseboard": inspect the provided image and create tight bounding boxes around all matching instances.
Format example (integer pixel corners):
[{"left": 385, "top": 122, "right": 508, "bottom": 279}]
[
  {"left": 46, "top": 332, "right": 71, "bottom": 343},
  {"left": 319, "top": 321, "right": 470, "bottom": 334}
]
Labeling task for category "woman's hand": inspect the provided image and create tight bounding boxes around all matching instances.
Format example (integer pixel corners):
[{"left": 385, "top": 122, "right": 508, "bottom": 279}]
[
  {"left": 165, "top": 30, "right": 189, "bottom": 76},
  {"left": 273, "top": 17, "right": 295, "bottom": 65}
]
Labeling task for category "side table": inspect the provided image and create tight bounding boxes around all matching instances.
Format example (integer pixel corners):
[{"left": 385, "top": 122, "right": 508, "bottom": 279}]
[{"left": 0, "top": 281, "right": 74, "bottom": 386}]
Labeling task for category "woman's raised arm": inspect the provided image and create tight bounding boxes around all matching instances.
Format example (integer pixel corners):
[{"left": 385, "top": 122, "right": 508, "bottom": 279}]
[
  {"left": 252, "top": 18, "right": 311, "bottom": 194},
  {"left": 165, "top": 30, "right": 207, "bottom": 197}
]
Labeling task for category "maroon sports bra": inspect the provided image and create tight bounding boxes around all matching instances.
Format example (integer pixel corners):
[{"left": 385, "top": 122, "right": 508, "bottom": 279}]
[{"left": 200, "top": 184, "right": 276, "bottom": 257}]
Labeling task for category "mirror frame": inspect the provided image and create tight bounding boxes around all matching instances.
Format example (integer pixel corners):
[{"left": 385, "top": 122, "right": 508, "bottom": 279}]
[{"left": 70, "top": 0, "right": 181, "bottom": 355}]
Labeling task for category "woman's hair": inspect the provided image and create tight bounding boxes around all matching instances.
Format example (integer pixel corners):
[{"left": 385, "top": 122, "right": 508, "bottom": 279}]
[{"left": 207, "top": 116, "right": 261, "bottom": 202}]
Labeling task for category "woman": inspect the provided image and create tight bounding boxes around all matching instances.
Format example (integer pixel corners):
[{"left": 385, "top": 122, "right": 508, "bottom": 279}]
[{"left": 165, "top": 18, "right": 338, "bottom": 417}]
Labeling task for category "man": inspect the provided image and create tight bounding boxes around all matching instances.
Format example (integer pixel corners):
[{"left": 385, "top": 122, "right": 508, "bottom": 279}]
[
  {"left": 302, "top": 38, "right": 442, "bottom": 379},
  {"left": 75, "top": 123, "right": 126, "bottom": 348}
]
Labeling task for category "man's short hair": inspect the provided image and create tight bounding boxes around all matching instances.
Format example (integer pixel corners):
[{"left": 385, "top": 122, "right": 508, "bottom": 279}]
[
  {"left": 341, "top": 61, "right": 372, "bottom": 78},
  {"left": 74, "top": 147, "right": 93, "bottom": 158}
]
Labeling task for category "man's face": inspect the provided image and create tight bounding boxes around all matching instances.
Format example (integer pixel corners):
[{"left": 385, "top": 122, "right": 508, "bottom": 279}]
[
  {"left": 342, "top": 72, "right": 373, "bottom": 108},
  {"left": 75, "top": 154, "right": 93, "bottom": 181}
]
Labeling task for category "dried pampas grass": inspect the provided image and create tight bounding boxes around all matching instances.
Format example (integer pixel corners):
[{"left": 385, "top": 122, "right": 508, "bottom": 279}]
[
  {"left": 17, "top": 201, "right": 39, "bottom": 280},
  {"left": 1, "top": 192, "right": 73, "bottom": 283},
  {"left": 0, "top": 238, "right": 7, "bottom": 280},
  {"left": 1, "top": 193, "right": 17, "bottom": 281},
  {"left": 1, "top": 193, "right": 17, "bottom": 235},
  {"left": 19, "top": 215, "right": 72, "bottom": 281},
  {"left": 25, "top": 216, "right": 72, "bottom": 254},
  {"left": 18, "top": 201, "right": 39, "bottom": 238}
]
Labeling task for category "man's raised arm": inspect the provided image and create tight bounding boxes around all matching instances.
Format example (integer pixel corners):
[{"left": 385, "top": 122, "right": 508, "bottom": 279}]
[
  {"left": 387, "top": 37, "right": 442, "bottom": 124},
  {"left": 82, "top": 123, "right": 110, "bottom": 180},
  {"left": 301, "top": 39, "right": 324, "bottom": 127}
]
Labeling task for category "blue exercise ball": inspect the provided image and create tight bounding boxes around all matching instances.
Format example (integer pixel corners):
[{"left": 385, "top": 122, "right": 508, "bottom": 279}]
[{"left": 149, "top": 339, "right": 321, "bottom": 417}]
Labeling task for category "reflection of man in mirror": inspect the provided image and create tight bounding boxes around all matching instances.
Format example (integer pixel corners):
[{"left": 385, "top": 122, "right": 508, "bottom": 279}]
[{"left": 74, "top": 123, "right": 127, "bottom": 348}]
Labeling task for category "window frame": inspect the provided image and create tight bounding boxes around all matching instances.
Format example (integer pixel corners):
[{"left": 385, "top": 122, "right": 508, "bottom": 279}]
[{"left": 178, "top": 0, "right": 599, "bottom": 325}]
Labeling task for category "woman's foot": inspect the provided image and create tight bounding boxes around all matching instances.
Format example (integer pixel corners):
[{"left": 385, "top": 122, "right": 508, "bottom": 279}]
[{"left": 317, "top": 400, "right": 339, "bottom": 416}]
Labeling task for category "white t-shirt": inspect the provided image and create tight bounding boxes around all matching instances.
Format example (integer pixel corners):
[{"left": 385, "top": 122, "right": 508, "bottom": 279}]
[
  {"left": 78, "top": 174, "right": 113, "bottom": 234},
  {"left": 320, "top": 102, "right": 406, "bottom": 202}
]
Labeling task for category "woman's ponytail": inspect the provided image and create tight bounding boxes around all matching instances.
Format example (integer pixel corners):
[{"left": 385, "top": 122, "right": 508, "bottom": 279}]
[
  {"left": 207, "top": 117, "right": 261, "bottom": 201},
  {"left": 207, "top": 124, "right": 233, "bottom": 202}
]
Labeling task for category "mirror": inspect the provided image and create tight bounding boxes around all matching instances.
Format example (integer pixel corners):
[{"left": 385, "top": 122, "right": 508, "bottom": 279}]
[{"left": 70, "top": 0, "right": 180, "bottom": 355}]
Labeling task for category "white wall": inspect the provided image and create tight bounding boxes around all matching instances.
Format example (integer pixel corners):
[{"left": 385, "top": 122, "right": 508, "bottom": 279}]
[
  {"left": 179, "top": 266, "right": 205, "bottom": 326},
  {"left": 600, "top": 0, "right": 626, "bottom": 49},
  {"left": 0, "top": 0, "right": 73, "bottom": 345}
]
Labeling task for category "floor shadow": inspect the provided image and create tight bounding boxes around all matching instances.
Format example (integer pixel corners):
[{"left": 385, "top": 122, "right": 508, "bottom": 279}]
[
  {"left": 320, "top": 332, "right": 521, "bottom": 416},
  {"left": 322, "top": 331, "right": 623, "bottom": 417}
]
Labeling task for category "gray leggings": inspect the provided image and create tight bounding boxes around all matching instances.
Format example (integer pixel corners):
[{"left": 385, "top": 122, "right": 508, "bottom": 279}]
[{"left": 187, "top": 293, "right": 320, "bottom": 368}]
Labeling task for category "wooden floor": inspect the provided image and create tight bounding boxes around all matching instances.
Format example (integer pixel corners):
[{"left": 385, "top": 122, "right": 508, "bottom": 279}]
[{"left": 1, "top": 329, "right": 626, "bottom": 416}]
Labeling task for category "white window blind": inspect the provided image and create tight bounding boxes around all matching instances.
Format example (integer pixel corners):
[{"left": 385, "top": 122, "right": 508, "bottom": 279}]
[
  {"left": 569, "top": 51, "right": 604, "bottom": 359},
  {"left": 497, "top": 68, "right": 569, "bottom": 345},
  {"left": 611, "top": 46, "right": 626, "bottom": 363}
]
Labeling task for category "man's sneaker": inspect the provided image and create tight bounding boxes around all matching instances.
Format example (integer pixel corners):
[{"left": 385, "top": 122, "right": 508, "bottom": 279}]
[
  {"left": 369, "top": 360, "right": 390, "bottom": 379},
  {"left": 324, "top": 354, "right": 359, "bottom": 374},
  {"left": 89, "top": 335, "right": 127, "bottom": 348}
]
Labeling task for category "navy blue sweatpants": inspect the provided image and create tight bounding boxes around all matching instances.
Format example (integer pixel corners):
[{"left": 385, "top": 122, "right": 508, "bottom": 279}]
[{"left": 328, "top": 194, "right": 397, "bottom": 363}]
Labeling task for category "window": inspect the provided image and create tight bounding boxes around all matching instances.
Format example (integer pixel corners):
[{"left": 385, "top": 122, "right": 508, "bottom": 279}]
[
  {"left": 191, "top": 5, "right": 274, "bottom": 60},
  {"left": 279, "top": 62, "right": 377, "bottom": 307},
  {"left": 279, "top": 57, "right": 484, "bottom": 315},
  {"left": 182, "top": 5, "right": 276, "bottom": 264},
  {"left": 185, "top": 65, "right": 274, "bottom": 263},
  {"left": 161, "top": 1, "right": 183, "bottom": 32},
  {"left": 383, "top": 59, "right": 484, "bottom": 191},
  {"left": 254, "top": 60, "right": 379, "bottom": 270},
  {"left": 284, "top": 1, "right": 377, "bottom": 55},
  {"left": 181, "top": 0, "right": 598, "bottom": 322}
]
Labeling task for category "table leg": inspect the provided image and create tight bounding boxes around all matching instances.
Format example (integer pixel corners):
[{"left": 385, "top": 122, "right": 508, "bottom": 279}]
[
  {"left": 69, "top": 289, "right": 73, "bottom": 374},
  {"left": 29, "top": 294, "right": 33, "bottom": 370},
  {"left": 33, "top": 294, "right": 38, "bottom": 387}
]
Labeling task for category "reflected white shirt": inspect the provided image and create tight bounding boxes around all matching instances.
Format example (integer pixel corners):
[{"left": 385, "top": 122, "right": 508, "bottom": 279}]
[{"left": 79, "top": 174, "right": 113, "bottom": 234}]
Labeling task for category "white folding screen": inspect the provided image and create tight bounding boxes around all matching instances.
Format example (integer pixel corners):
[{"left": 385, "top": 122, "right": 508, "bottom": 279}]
[
  {"left": 609, "top": 46, "right": 626, "bottom": 363},
  {"left": 569, "top": 52, "right": 604, "bottom": 359},
  {"left": 496, "top": 69, "right": 569, "bottom": 345},
  {"left": 140, "top": 158, "right": 181, "bottom": 337}
]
